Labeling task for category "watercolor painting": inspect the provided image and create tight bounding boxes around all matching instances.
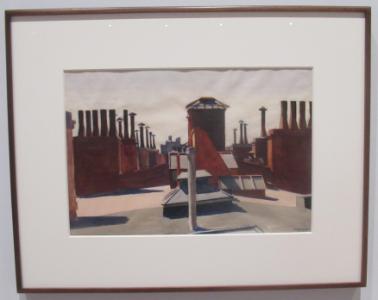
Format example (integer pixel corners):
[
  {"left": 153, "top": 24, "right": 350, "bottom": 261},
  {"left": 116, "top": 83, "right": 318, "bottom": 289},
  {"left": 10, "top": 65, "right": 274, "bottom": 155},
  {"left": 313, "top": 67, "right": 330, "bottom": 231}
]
[{"left": 65, "top": 68, "right": 312, "bottom": 235}]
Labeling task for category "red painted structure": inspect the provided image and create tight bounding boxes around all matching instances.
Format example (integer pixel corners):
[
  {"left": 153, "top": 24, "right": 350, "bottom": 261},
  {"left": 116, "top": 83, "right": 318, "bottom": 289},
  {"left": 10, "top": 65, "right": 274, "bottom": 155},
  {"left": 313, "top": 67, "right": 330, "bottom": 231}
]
[{"left": 187, "top": 97, "right": 228, "bottom": 151}]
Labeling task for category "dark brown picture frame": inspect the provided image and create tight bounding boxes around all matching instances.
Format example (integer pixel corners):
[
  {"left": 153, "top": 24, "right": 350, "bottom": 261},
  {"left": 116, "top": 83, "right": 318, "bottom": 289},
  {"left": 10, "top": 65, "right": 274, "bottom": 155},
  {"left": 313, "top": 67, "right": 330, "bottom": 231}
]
[{"left": 5, "top": 5, "right": 371, "bottom": 293}]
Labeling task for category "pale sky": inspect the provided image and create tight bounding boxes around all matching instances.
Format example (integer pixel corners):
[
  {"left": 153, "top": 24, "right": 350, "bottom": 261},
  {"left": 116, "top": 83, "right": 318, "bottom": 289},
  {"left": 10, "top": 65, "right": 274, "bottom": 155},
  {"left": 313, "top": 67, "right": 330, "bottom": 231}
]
[{"left": 65, "top": 68, "right": 312, "bottom": 147}]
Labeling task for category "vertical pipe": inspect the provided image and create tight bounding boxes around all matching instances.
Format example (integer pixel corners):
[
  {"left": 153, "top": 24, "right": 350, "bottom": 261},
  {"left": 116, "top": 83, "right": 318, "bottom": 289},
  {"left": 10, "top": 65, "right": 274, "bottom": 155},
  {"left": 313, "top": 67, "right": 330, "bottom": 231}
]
[
  {"left": 259, "top": 106, "right": 267, "bottom": 137},
  {"left": 85, "top": 110, "right": 92, "bottom": 137},
  {"left": 239, "top": 120, "right": 244, "bottom": 144},
  {"left": 129, "top": 112, "right": 136, "bottom": 140},
  {"left": 279, "top": 101, "right": 289, "bottom": 130},
  {"left": 243, "top": 123, "right": 248, "bottom": 144},
  {"left": 92, "top": 110, "right": 99, "bottom": 137},
  {"left": 145, "top": 126, "right": 150, "bottom": 148},
  {"left": 139, "top": 123, "right": 145, "bottom": 148},
  {"left": 152, "top": 134, "right": 156, "bottom": 149},
  {"left": 78, "top": 110, "right": 84, "bottom": 137},
  {"left": 123, "top": 110, "right": 129, "bottom": 139},
  {"left": 100, "top": 109, "right": 108, "bottom": 137},
  {"left": 149, "top": 132, "right": 153, "bottom": 149},
  {"left": 299, "top": 101, "right": 306, "bottom": 130},
  {"left": 187, "top": 147, "right": 198, "bottom": 232},
  {"left": 109, "top": 110, "right": 116, "bottom": 137},
  {"left": 290, "top": 101, "right": 299, "bottom": 130},
  {"left": 233, "top": 128, "right": 237, "bottom": 144}
]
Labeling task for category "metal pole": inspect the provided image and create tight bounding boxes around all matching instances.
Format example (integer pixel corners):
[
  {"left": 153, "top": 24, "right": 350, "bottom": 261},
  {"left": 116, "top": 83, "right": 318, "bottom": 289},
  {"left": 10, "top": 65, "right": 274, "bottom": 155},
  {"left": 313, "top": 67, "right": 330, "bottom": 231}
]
[{"left": 187, "top": 147, "right": 198, "bottom": 232}]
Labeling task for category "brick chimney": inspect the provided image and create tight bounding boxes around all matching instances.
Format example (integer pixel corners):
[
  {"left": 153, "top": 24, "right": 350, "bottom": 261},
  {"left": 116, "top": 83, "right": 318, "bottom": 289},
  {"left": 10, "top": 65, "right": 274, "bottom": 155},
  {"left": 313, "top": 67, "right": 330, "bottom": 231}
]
[
  {"left": 85, "top": 110, "right": 92, "bottom": 137},
  {"left": 233, "top": 128, "right": 237, "bottom": 144},
  {"left": 145, "top": 126, "right": 150, "bottom": 148},
  {"left": 289, "top": 101, "right": 298, "bottom": 130},
  {"left": 149, "top": 132, "right": 153, "bottom": 149},
  {"left": 299, "top": 101, "right": 306, "bottom": 130},
  {"left": 129, "top": 112, "right": 136, "bottom": 140},
  {"left": 100, "top": 109, "right": 108, "bottom": 137},
  {"left": 239, "top": 120, "right": 244, "bottom": 144},
  {"left": 92, "top": 110, "right": 99, "bottom": 136},
  {"left": 259, "top": 106, "right": 267, "bottom": 137},
  {"left": 139, "top": 123, "right": 145, "bottom": 148},
  {"left": 123, "top": 110, "right": 129, "bottom": 139},
  {"left": 279, "top": 101, "right": 289, "bottom": 130},
  {"left": 243, "top": 122, "right": 248, "bottom": 144},
  {"left": 152, "top": 133, "right": 156, "bottom": 149},
  {"left": 109, "top": 110, "right": 116, "bottom": 137},
  {"left": 78, "top": 110, "right": 84, "bottom": 137}
]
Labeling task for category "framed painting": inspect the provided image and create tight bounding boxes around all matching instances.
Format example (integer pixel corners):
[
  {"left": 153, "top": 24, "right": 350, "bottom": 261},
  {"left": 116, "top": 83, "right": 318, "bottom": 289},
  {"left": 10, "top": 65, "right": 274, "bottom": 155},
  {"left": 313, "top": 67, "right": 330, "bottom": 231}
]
[{"left": 5, "top": 6, "right": 370, "bottom": 292}]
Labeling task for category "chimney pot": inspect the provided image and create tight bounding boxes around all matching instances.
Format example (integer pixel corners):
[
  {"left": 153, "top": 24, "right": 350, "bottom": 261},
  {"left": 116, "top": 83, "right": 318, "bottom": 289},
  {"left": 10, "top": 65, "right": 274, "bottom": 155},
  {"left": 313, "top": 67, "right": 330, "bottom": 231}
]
[
  {"left": 100, "top": 109, "right": 108, "bottom": 136},
  {"left": 145, "top": 126, "right": 150, "bottom": 148},
  {"left": 308, "top": 101, "right": 312, "bottom": 128},
  {"left": 138, "top": 123, "right": 145, "bottom": 148},
  {"left": 78, "top": 110, "right": 85, "bottom": 137},
  {"left": 123, "top": 110, "right": 129, "bottom": 139},
  {"left": 129, "top": 112, "right": 137, "bottom": 140},
  {"left": 85, "top": 110, "right": 92, "bottom": 137},
  {"left": 289, "top": 101, "right": 299, "bottom": 130},
  {"left": 299, "top": 101, "right": 306, "bottom": 130},
  {"left": 109, "top": 110, "right": 117, "bottom": 137},
  {"left": 259, "top": 106, "right": 268, "bottom": 137},
  {"left": 92, "top": 110, "right": 99, "bottom": 136},
  {"left": 243, "top": 123, "right": 248, "bottom": 144},
  {"left": 239, "top": 120, "right": 244, "bottom": 144},
  {"left": 279, "top": 101, "right": 289, "bottom": 130}
]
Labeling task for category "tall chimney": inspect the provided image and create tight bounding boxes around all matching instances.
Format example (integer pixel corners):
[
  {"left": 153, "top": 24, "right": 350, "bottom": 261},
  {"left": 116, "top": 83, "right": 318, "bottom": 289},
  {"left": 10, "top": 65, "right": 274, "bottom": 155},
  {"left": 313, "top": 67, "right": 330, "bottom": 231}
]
[
  {"left": 145, "top": 126, "right": 150, "bottom": 148},
  {"left": 152, "top": 134, "right": 156, "bottom": 149},
  {"left": 139, "top": 123, "right": 145, "bottom": 148},
  {"left": 243, "top": 123, "right": 248, "bottom": 144},
  {"left": 92, "top": 110, "right": 99, "bottom": 136},
  {"left": 135, "top": 130, "right": 139, "bottom": 146},
  {"left": 109, "top": 110, "right": 116, "bottom": 137},
  {"left": 308, "top": 101, "right": 312, "bottom": 128},
  {"left": 117, "top": 117, "right": 123, "bottom": 139},
  {"left": 123, "top": 110, "right": 129, "bottom": 139},
  {"left": 78, "top": 110, "right": 84, "bottom": 137},
  {"left": 85, "top": 110, "right": 92, "bottom": 137},
  {"left": 149, "top": 132, "right": 153, "bottom": 149},
  {"left": 239, "top": 120, "right": 244, "bottom": 144},
  {"left": 279, "top": 101, "right": 289, "bottom": 129},
  {"left": 129, "top": 112, "right": 136, "bottom": 140},
  {"left": 100, "top": 109, "right": 108, "bottom": 136},
  {"left": 259, "top": 106, "right": 267, "bottom": 137},
  {"left": 233, "top": 128, "right": 237, "bottom": 144},
  {"left": 299, "top": 101, "right": 306, "bottom": 130},
  {"left": 290, "top": 101, "right": 299, "bottom": 130}
]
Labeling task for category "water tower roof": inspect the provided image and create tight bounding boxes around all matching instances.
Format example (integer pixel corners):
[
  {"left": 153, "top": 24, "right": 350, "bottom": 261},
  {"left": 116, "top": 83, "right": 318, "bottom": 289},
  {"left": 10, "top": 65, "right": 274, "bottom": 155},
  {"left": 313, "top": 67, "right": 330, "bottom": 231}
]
[{"left": 186, "top": 97, "right": 229, "bottom": 110}]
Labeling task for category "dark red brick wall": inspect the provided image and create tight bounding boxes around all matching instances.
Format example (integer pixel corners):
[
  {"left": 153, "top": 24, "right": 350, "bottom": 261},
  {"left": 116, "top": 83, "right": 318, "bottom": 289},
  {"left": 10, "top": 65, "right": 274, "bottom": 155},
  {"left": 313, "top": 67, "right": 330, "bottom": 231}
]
[
  {"left": 267, "top": 129, "right": 312, "bottom": 194},
  {"left": 73, "top": 136, "right": 121, "bottom": 195}
]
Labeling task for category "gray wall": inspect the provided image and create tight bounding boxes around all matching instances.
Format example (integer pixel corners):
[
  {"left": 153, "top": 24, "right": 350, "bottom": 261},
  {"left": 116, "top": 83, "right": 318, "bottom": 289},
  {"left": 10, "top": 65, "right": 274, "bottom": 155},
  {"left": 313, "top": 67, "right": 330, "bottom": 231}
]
[{"left": 0, "top": 1, "right": 376, "bottom": 300}]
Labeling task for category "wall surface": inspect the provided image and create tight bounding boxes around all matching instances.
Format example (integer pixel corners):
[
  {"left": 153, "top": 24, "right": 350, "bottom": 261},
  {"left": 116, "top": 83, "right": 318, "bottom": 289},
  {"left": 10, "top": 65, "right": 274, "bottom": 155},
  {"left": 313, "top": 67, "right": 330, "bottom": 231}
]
[{"left": 0, "top": 0, "right": 376, "bottom": 300}]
